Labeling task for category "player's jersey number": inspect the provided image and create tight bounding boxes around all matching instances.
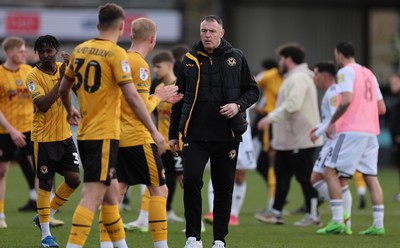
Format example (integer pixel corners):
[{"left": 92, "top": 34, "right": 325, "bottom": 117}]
[{"left": 74, "top": 58, "right": 102, "bottom": 93}]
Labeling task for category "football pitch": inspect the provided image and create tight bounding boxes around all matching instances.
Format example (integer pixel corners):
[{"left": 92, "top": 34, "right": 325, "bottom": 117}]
[{"left": 1, "top": 163, "right": 399, "bottom": 247}]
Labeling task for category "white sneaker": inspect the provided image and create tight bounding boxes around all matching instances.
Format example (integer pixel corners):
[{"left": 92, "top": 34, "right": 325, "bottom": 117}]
[
  {"left": 123, "top": 220, "right": 149, "bottom": 232},
  {"left": 184, "top": 237, "right": 203, "bottom": 248},
  {"left": 0, "top": 218, "right": 7, "bottom": 229},
  {"left": 293, "top": 213, "right": 322, "bottom": 227},
  {"left": 167, "top": 210, "right": 184, "bottom": 223},
  {"left": 50, "top": 217, "right": 64, "bottom": 227},
  {"left": 212, "top": 240, "right": 225, "bottom": 248}
]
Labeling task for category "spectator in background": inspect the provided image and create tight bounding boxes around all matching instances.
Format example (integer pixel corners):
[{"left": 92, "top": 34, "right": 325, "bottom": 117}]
[
  {"left": 172, "top": 43, "right": 190, "bottom": 77},
  {"left": 253, "top": 58, "right": 282, "bottom": 213},
  {"left": 388, "top": 72, "right": 400, "bottom": 202},
  {"left": 257, "top": 43, "right": 323, "bottom": 226}
]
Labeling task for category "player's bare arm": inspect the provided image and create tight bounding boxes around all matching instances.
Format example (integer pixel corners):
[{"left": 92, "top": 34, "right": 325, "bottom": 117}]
[
  {"left": 59, "top": 75, "right": 80, "bottom": 125},
  {"left": 326, "top": 92, "right": 352, "bottom": 138},
  {"left": 121, "top": 82, "right": 166, "bottom": 154}
]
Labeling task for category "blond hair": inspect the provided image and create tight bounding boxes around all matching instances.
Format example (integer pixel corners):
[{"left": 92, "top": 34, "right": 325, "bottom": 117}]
[
  {"left": 131, "top": 17, "right": 157, "bottom": 41},
  {"left": 2, "top": 36, "right": 25, "bottom": 52}
]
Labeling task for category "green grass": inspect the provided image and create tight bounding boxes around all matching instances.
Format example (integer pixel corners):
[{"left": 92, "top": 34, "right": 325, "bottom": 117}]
[{"left": 1, "top": 163, "right": 400, "bottom": 247}]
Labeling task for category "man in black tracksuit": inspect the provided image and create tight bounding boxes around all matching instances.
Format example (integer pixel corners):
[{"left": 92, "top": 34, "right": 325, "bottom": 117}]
[{"left": 169, "top": 15, "right": 259, "bottom": 248}]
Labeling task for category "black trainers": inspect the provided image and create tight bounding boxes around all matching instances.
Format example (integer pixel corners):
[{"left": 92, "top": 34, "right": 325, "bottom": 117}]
[
  {"left": 358, "top": 195, "right": 366, "bottom": 210},
  {"left": 18, "top": 200, "right": 37, "bottom": 212}
]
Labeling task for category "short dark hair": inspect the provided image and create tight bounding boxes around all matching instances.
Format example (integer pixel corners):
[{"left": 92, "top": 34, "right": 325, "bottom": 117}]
[
  {"left": 202, "top": 15, "right": 223, "bottom": 27},
  {"left": 98, "top": 3, "right": 125, "bottom": 30},
  {"left": 314, "top": 61, "right": 337, "bottom": 77},
  {"left": 33, "top": 35, "right": 59, "bottom": 53},
  {"left": 261, "top": 58, "right": 278, "bottom": 70},
  {"left": 152, "top": 50, "right": 174, "bottom": 64},
  {"left": 336, "top": 41, "right": 355, "bottom": 58},
  {"left": 172, "top": 44, "right": 190, "bottom": 60},
  {"left": 276, "top": 43, "right": 305, "bottom": 64}
]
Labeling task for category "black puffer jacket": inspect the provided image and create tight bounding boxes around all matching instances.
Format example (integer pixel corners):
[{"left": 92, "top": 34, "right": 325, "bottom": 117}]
[{"left": 169, "top": 39, "right": 259, "bottom": 142}]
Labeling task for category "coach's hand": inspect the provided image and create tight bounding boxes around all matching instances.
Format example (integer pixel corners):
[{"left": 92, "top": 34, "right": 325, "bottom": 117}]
[
  {"left": 169, "top": 139, "right": 180, "bottom": 157},
  {"left": 309, "top": 127, "right": 318, "bottom": 143}
]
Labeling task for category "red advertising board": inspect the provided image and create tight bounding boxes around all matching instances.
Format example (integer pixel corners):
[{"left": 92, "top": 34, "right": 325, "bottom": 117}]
[{"left": 5, "top": 12, "right": 40, "bottom": 35}]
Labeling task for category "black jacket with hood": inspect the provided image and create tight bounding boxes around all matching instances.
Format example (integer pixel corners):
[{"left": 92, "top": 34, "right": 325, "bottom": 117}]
[{"left": 169, "top": 39, "right": 259, "bottom": 143}]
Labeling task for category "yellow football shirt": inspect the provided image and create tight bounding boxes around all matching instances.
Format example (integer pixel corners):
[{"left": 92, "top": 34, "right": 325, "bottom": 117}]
[
  {"left": 64, "top": 38, "right": 133, "bottom": 140},
  {"left": 27, "top": 62, "right": 71, "bottom": 142},
  {"left": 119, "top": 51, "right": 160, "bottom": 147},
  {"left": 156, "top": 81, "right": 182, "bottom": 150},
  {"left": 256, "top": 68, "right": 283, "bottom": 113},
  {"left": 0, "top": 64, "right": 33, "bottom": 134}
]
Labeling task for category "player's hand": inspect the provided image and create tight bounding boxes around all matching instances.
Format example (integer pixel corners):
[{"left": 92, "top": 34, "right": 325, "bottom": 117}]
[
  {"left": 257, "top": 116, "right": 270, "bottom": 131},
  {"left": 10, "top": 129, "right": 27, "bottom": 148},
  {"left": 60, "top": 51, "right": 70, "bottom": 65},
  {"left": 165, "top": 93, "right": 184, "bottom": 104},
  {"left": 154, "top": 84, "right": 180, "bottom": 103},
  {"left": 309, "top": 127, "right": 318, "bottom": 143},
  {"left": 151, "top": 130, "right": 166, "bottom": 155},
  {"left": 67, "top": 107, "right": 80, "bottom": 125},
  {"left": 220, "top": 103, "right": 239, "bottom": 119},
  {"left": 169, "top": 139, "right": 180, "bottom": 157},
  {"left": 325, "top": 123, "right": 334, "bottom": 139}
]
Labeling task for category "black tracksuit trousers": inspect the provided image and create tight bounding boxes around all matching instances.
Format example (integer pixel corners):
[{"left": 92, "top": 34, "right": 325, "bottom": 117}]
[{"left": 182, "top": 140, "right": 239, "bottom": 244}]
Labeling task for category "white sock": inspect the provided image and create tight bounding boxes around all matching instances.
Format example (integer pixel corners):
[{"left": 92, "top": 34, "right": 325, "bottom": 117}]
[
  {"left": 310, "top": 197, "right": 318, "bottom": 218},
  {"left": 0, "top": 213, "right": 5, "bottom": 219},
  {"left": 140, "top": 184, "right": 147, "bottom": 194},
  {"left": 66, "top": 243, "right": 82, "bottom": 248},
  {"left": 137, "top": 210, "right": 149, "bottom": 225},
  {"left": 113, "top": 239, "right": 128, "bottom": 248},
  {"left": 342, "top": 186, "right": 352, "bottom": 215},
  {"left": 208, "top": 179, "right": 214, "bottom": 213},
  {"left": 372, "top": 205, "right": 384, "bottom": 228},
  {"left": 330, "top": 199, "right": 343, "bottom": 224},
  {"left": 313, "top": 180, "right": 329, "bottom": 201},
  {"left": 30, "top": 189, "right": 37, "bottom": 201},
  {"left": 230, "top": 181, "right": 246, "bottom": 217},
  {"left": 267, "top": 197, "right": 274, "bottom": 211},
  {"left": 50, "top": 208, "right": 57, "bottom": 218},
  {"left": 100, "top": 241, "right": 113, "bottom": 248},
  {"left": 154, "top": 240, "right": 168, "bottom": 248},
  {"left": 40, "top": 222, "right": 51, "bottom": 239},
  {"left": 358, "top": 186, "right": 366, "bottom": 196},
  {"left": 342, "top": 186, "right": 352, "bottom": 227}
]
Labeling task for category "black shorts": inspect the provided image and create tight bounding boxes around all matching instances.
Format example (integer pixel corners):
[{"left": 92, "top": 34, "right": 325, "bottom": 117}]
[
  {"left": 0, "top": 132, "right": 32, "bottom": 161},
  {"left": 117, "top": 143, "right": 165, "bottom": 187},
  {"left": 162, "top": 150, "right": 183, "bottom": 175},
  {"left": 78, "top": 139, "right": 118, "bottom": 186},
  {"left": 33, "top": 137, "right": 80, "bottom": 180}
]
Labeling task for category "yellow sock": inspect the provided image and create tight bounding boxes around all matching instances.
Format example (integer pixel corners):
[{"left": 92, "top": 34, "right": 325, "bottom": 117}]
[
  {"left": 50, "top": 182, "right": 75, "bottom": 211},
  {"left": 267, "top": 166, "right": 276, "bottom": 200},
  {"left": 142, "top": 188, "right": 150, "bottom": 212},
  {"left": 99, "top": 209, "right": 112, "bottom": 243},
  {"left": 149, "top": 196, "right": 167, "bottom": 242},
  {"left": 354, "top": 171, "right": 366, "bottom": 189},
  {"left": 68, "top": 205, "right": 94, "bottom": 246},
  {"left": 0, "top": 200, "right": 4, "bottom": 215},
  {"left": 262, "top": 127, "right": 270, "bottom": 152},
  {"left": 37, "top": 189, "right": 51, "bottom": 223},
  {"left": 101, "top": 204, "right": 125, "bottom": 242}
]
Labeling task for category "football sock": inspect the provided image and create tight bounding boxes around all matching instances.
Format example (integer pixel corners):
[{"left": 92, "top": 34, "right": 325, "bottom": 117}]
[
  {"left": 231, "top": 181, "right": 246, "bottom": 217},
  {"left": 372, "top": 205, "right": 384, "bottom": 228},
  {"left": 68, "top": 205, "right": 94, "bottom": 247},
  {"left": 149, "top": 196, "right": 167, "bottom": 242},
  {"left": 101, "top": 204, "right": 126, "bottom": 242}
]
